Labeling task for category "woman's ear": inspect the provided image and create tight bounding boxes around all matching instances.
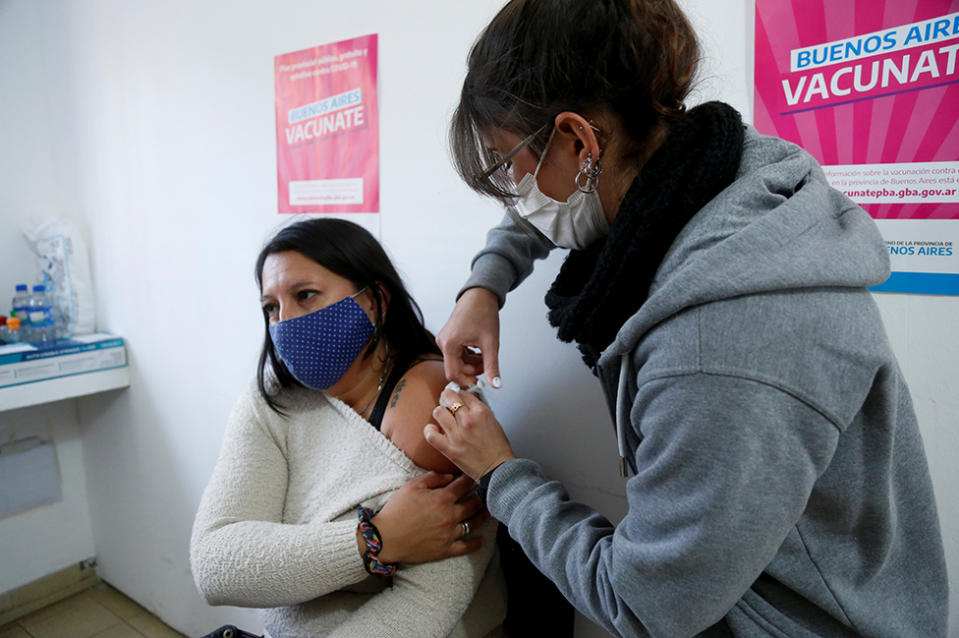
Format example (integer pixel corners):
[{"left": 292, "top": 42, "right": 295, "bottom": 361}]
[
  {"left": 356, "top": 285, "right": 387, "bottom": 326},
  {"left": 372, "top": 282, "right": 391, "bottom": 324},
  {"left": 554, "top": 111, "right": 601, "bottom": 166}
]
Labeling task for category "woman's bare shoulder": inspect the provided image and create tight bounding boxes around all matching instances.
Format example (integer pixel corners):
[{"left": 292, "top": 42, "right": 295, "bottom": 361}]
[{"left": 380, "top": 358, "right": 458, "bottom": 474}]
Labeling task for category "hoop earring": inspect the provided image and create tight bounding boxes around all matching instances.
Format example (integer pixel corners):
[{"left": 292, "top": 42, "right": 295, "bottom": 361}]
[{"left": 575, "top": 154, "right": 603, "bottom": 194}]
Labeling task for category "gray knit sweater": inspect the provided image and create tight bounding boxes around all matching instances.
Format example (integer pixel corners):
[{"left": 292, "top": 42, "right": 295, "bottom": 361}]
[
  {"left": 464, "top": 126, "right": 947, "bottom": 637},
  {"left": 190, "top": 381, "right": 506, "bottom": 638}
]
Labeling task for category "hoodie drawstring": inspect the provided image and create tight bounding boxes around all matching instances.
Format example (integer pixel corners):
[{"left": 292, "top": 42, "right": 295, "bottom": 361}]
[{"left": 615, "top": 353, "right": 631, "bottom": 478}]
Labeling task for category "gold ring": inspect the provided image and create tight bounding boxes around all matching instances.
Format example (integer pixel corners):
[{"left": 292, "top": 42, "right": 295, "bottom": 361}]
[{"left": 447, "top": 402, "right": 464, "bottom": 416}]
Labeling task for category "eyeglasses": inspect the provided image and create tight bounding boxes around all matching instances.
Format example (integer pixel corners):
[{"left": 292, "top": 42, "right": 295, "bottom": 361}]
[
  {"left": 481, "top": 120, "right": 601, "bottom": 182},
  {"left": 476, "top": 124, "right": 553, "bottom": 248},
  {"left": 480, "top": 124, "right": 549, "bottom": 182}
]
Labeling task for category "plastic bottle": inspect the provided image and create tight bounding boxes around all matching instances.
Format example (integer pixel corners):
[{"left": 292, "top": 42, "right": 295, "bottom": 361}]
[
  {"left": 6, "top": 317, "right": 22, "bottom": 343},
  {"left": 27, "top": 285, "right": 56, "bottom": 343},
  {"left": 12, "top": 284, "right": 31, "bottom": 323},
  {"left": 0, "top": 316, "right": 7, "bottom": 344}
]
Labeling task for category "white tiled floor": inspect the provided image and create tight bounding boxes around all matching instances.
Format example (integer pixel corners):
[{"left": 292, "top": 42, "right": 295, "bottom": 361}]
[{"left": 1, "top": 584, "right": 187, "bottom": 638}]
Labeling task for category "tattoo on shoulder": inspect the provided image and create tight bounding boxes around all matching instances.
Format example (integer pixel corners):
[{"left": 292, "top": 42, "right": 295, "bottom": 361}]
[{"left": 389, "top": 379, "right": 407, "bottom": 408}]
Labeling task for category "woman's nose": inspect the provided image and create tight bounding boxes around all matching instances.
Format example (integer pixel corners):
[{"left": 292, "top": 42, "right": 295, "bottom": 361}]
[{"left": 278, "top": 302, "right": 302, "bottom": 323}]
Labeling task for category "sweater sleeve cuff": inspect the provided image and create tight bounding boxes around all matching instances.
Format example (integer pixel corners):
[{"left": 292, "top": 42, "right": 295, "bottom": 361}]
[
  {"left": 457, "top": 253, "right": 517, "bottom": 308},
  {"left": 475, "top": 463, "right": 502, "bottom": 504},
  {"left": 482, "top": 458, "right": 550, "bottom": 527},
  {"left": 322, "top": 519, "right": 370, "bottom": 584}
]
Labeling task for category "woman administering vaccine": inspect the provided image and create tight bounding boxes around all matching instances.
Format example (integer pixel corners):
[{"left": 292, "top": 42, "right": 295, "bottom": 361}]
[{"left": 427, "top": 1, "right": 948, "bottom": 636}]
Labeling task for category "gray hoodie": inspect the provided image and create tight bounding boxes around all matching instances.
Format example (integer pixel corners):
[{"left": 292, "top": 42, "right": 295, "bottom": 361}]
[{"left": 462, "top": 127, "right": 947, "bottom": 637}]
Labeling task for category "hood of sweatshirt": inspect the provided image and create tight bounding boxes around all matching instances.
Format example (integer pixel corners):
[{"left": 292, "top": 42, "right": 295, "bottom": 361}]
[{"left": 597, "top": 126, "right": 890, "bottom": 370}]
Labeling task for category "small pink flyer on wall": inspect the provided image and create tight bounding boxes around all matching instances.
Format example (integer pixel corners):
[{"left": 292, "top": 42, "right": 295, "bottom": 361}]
[
  {"left": 755, "top": 1, "right": 959, "bottom": 295},
  {"left": 274, "top": 34, "right": 379, "bottom": 214}
]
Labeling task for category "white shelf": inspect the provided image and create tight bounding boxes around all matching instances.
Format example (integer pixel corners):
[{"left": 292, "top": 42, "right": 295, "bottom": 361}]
[{"left": 0, "top": 366, "right": 130, "bottom": 412}]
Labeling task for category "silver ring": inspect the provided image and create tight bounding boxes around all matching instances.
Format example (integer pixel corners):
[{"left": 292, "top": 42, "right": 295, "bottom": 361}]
[{"left": 460, "top": 521, "right": 470, "bottom": 538}]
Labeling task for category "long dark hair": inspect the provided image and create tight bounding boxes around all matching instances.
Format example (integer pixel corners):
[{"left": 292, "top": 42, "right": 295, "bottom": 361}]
[
  {"left": 254, "top": 218, "right": 440, "bottom": 414},
  {"left": 451, "top": 0, "right": 700, "bottom": 203}
]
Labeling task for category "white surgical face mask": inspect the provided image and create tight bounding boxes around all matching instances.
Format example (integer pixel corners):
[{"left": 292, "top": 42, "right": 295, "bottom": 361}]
[{"left": 512, "top": 129, "right": 609, "bottom": 250}]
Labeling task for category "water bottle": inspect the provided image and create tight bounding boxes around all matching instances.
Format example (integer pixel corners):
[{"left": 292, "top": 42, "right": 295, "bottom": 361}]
[
  {"left": 27, "top": 285, "right": 56, "bottom": 343},
  {"left": 5, "top": 317, "right": 22, "bottom": 343},
  {"left": 12, "top": 284, "right": 30, "bottom": 322}
]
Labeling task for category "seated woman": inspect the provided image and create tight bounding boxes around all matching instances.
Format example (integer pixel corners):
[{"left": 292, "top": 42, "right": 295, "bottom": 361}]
[{"left": 190, "top": 218, "right": 506, "bottom": 638}]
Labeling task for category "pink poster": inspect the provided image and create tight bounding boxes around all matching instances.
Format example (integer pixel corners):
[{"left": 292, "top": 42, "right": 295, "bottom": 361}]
[
  {"left": 274, "top": 34, "right": 379, "bottom": 214},
  {"left": 755, "top": 1, "right": 959, "bottom": 295}
]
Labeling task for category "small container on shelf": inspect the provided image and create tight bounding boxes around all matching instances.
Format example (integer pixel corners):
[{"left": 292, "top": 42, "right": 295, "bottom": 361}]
[
  {"left": 5, "top": 317, "right": 22, "bottom": 343},
  {"left": 11, "top": 284, "right": 31, "bottom": 321},
  {"left": 28, "top": 285, "right": 56, "bottom": 343}
]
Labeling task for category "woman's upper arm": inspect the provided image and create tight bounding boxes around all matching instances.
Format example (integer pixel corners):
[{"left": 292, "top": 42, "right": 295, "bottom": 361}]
[
  {"left": 381, "top": 360, "right": 459, "bottom": 474},
  {"left": 190, "top": 386, "right": 368, "bottom": 606},
  {"left": 195, "top": 386, "right": 288, "bottom": 528},
  {"left": 461, "top": 212, "right": 555, "bottom": 302}
]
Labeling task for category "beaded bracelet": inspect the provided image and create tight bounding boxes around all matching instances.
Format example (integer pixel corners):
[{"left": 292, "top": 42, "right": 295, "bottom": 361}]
[{"left": 356, "top": 506, "right": 397, "bottom": 577}]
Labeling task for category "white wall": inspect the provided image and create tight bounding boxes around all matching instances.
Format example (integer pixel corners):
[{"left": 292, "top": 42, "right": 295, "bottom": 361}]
[
  {"left": 1, "top": 1, "right": 954, "bottom": 637},
  {"left": 0, "top": 0, "right": 97, "bottom": 594}
]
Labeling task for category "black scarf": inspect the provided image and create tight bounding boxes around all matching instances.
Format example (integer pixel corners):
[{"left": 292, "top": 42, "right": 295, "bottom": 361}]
[{"left": 545, "top": 101, "right": 744, "bottom": 369}]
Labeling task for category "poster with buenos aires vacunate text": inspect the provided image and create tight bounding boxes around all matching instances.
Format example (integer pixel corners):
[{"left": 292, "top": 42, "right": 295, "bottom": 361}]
[
  {"left": 275, "top": 34, "right": 379, "bottom": 214},
  {"left": 755, "top": 0, "right": 959, "bottom": 295}
]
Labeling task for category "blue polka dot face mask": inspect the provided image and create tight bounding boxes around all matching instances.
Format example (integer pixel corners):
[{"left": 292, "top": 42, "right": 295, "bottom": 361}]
[{"left": 268, "top": 288, "right": 374, "bottom": 390}]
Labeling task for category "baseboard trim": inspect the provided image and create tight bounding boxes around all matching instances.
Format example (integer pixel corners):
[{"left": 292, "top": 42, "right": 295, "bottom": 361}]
[{"left": 0, "top": 560, "right": 99, "bottom": 625}]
